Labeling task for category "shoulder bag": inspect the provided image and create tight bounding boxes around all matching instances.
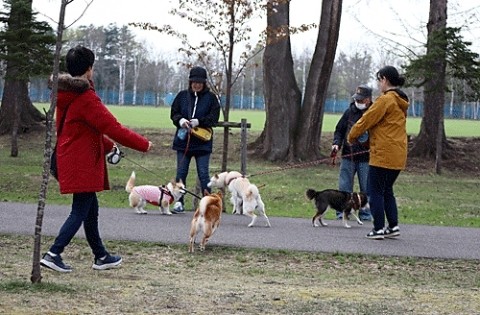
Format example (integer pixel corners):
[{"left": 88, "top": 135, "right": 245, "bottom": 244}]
[{"left": 50, "top": 97, "right": 76, "bottom": 180}]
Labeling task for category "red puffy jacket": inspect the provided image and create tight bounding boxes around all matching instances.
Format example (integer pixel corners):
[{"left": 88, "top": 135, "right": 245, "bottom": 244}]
[{"left": 55, "top": 74, "right": 149, "bottom": 194}]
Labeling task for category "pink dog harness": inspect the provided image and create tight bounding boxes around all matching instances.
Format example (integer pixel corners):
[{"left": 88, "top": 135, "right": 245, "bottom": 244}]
[{"left": 132, "top": 185, "right": 174, "bottom": 206}]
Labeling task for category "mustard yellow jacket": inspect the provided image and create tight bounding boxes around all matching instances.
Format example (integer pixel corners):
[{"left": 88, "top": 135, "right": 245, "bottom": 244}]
[{"left": 348, "top": 89, "right": 409, "bottom": 170}]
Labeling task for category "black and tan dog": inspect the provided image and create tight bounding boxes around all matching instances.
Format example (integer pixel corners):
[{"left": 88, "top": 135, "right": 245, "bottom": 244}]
[{"left": 306, "top": 189, "right": 368, "bottom": 229}]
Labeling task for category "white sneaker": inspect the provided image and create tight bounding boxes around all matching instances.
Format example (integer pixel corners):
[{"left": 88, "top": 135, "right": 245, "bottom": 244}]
[
  {"left": 172, "top": 202, "right": 184, "bottom": 213},
  {"left": 384, "top": 226, "right": 400, "bottom": 238}
]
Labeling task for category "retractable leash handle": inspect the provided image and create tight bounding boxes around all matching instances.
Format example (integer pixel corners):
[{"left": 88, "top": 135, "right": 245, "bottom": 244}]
[
  {"left": 107, "top": 145, "right": 124, "bottom": 165},
  {"left": 330, "top": 147, "right": 338, "bottom": 166}
]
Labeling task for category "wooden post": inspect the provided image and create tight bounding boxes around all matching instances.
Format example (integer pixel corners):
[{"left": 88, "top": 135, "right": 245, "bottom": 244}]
[
  {"left": 193, "top": 176, "right": 201, "bottom": 210},
  {"left": 194, "top": 119, "right": 251, "bottom": 210},
  {"left": 240, "top": 118, "right": 247, "bottom": 175}
]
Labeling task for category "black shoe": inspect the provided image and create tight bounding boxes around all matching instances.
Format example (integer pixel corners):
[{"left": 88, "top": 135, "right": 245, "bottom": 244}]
[
  {"left": 384, "top": 226, "right": 400, "bottom": 238},
  {"left": 366, "top": 229, "right": 384, "bottom": 240},
  {"left": 40, "top": 253, "right": 72, "bottom": 273},
  {"left": 92, "top": 254, "right": 122, "bottom": 270}
]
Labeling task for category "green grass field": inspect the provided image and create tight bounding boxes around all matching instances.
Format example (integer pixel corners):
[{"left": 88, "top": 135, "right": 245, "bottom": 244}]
[{"left": 35, "top": 103, "right": 480, "bottom": 137}]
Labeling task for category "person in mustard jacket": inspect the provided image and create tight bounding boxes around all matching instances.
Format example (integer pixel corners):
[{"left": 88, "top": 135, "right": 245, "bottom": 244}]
[
  {"left": 348, "top": 66, "right": 409, "bottom": 240},
  {"left": 41, "top": 46, "right": 153, "bottom": 273}
]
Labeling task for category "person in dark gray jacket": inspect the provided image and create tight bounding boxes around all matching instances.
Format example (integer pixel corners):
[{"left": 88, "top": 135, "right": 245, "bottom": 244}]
[
  {"left": 170, "top": 66, "right": 220, "bottom": 213},
  {"left": 332, "top": 84, "right": 373, "bottom": 221}
]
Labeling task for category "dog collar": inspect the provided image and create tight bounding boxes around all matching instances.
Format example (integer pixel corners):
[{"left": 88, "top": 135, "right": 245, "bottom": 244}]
[
  {"left": 226, "top": 175, "right": 243, "bottom": 186},
  {"left": 159, "top": 186, "right": 174, "bottom": 205}
]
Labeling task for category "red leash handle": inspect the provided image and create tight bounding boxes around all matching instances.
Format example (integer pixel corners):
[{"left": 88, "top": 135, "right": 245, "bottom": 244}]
[{"left": 330, "top": 148, "right": 338, "bottom": 166}]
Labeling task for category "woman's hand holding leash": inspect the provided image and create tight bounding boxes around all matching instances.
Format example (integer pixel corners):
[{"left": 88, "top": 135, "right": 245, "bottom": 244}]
[
  {"left": 189, "top": 119, "right": 199, "bottom": 127},
  {"left": 107, "top": 141, "right": 153, "bottom": 165}
]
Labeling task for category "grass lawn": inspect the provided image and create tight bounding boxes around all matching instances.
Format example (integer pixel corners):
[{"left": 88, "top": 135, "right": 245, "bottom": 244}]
[
  {"left": 34, "top": 103, "right": 480, "bottom": 137},
  {"left": 0, "top": 234, "right": 479, "bottom": 315}
]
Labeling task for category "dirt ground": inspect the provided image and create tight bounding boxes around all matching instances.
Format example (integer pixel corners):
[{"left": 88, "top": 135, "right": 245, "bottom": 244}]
[
  {"left": 1, "top": 235, "right": 479, "bottom": 315},
  {"left": 405, "top": 137, "right": 480, "bottom": 176}
]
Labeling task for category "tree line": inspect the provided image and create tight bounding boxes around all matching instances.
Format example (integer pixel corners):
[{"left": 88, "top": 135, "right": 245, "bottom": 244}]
[
  {"left": 3, "top": 22, "right": 478, "bottom": 113},
  {"left": 1, "top": 0, "right": 479, "bottom": 157}
]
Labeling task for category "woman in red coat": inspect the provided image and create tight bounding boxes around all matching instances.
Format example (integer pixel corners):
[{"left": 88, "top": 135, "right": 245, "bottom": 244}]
[{"left": 41, "top": 46, "right": 152, "bottom": 273}]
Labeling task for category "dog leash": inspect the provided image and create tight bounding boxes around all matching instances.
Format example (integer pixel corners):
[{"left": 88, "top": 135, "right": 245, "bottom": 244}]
[
  {"left": 120, "top": 152, "right": 203, "bottom": 200},
  {"left": 247, "top": 149, "right": 370, "bottom": 179}
]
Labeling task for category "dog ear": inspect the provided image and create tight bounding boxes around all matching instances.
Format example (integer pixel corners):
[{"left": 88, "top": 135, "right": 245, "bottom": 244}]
[{"left": 203, "top": 189, "right": 210, "bottom": 196}]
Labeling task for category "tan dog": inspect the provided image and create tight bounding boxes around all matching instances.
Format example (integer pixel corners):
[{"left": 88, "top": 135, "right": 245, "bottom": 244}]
[
  {"left": 189, "top": 190, "right": 223, "bottom": 253},
  {"left": 207, "top": 171, "right": 243, "bottom": 213},
  {"left": 125, "top": 171, "right": 185, "bottom": 215},
  {"left": 229, "top": 177, "right": 271, "bottom": 228}
]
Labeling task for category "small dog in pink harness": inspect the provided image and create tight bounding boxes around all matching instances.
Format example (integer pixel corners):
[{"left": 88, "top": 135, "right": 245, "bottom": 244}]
[{"left": 125, "top": 171, "right": 185, "bottom": 214}]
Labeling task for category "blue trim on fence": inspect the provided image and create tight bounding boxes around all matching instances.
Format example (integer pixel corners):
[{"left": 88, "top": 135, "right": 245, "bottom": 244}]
[{"left": 5, "top": 87, "right": 480, "bottom": 119}]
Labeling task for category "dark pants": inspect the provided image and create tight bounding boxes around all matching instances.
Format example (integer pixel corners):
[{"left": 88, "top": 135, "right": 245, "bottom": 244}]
[
  {"left": 50, "top": 192, "right": 107, "bottom": 259},
  {"left": 176, "top": 150, "right": 211, "bottom": 204},
  {"left": 367, "top": 165, "right": 401, "bottom": 231}
]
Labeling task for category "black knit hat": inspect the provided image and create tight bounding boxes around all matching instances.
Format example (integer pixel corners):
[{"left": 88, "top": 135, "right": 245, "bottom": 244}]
[{"left": 189, "top": 66, "right": 207, "bottom": 83}]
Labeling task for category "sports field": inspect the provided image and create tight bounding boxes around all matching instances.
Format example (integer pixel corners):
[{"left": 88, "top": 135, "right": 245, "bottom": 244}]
[{"left": 35, "top": 103, "right": 480, "bottom": 137}]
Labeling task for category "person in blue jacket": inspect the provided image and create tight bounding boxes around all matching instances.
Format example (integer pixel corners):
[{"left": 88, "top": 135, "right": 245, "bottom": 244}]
[{"left": 170, "top": 66, "right": 220, "bottom": 213}]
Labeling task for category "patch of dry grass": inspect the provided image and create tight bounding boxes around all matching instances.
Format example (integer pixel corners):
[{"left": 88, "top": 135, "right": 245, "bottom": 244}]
[{"left": 1, "top": 234, "right": 479, "bottom": 315}]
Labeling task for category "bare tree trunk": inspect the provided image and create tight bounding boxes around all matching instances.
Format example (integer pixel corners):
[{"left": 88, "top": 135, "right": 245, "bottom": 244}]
[
  {"left": 220, "top": 0, "right": 236, "bottom": 172},
  {"left": 409, "top": 0, "right": 450, "bottom": 162},
  {"left": 118, "top": 55, "right": 126, "bottom": 105},
  {"left": 31, "top": 0, "right": 68, "bottom": 284},
  {"left": 294, "top": 0, "right": 342, "bottom": 161},
  {"left": 0, "top": 78, "right": 45, "bottom": 136},
  {"left": 254, "top": 0, "right": 301, "bottom": 161},
  {"left": 10, "top": 90, "right": 19, "bottom": 157}
]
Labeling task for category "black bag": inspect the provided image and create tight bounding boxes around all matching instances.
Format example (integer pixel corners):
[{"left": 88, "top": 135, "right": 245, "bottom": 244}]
[
  {"left": 50, "top": 147, "right": 58, "bottom": 180},
  {"left": 50, "top": 97, "right": 76, "bottom": 181}
]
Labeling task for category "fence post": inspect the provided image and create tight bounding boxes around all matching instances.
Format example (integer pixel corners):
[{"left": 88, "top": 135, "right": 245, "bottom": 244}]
[{"left": 240, "top": 118, "right": 247, "bottom": 175}]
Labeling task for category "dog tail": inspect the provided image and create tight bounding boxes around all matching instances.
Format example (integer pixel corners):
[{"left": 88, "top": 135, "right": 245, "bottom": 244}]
[
  {"left": 125, "top": 171, "right": 136, "bottom": 193},
  {"left": 245, "top": 184, "right": 259, "bottom": 201},
  {"left": 305, "top": 189, "right": 317, "bottom": 200}
]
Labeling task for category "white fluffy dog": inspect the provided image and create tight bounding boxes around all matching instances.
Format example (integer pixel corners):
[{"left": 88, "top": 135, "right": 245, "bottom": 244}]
[
  {"left": 125, "top": 171, "right": 185, "bottom": 215},
  {"left": 207, "top": 171, "right": 243, "bottom": 213},
  {"left": 229, "top": 177, "right": 271, "bottom": 228}
]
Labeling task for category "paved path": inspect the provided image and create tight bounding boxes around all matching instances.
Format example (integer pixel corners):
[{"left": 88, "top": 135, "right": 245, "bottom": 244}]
[{"left": 1, "top": 201, "right": 479, "bottom": 260}]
